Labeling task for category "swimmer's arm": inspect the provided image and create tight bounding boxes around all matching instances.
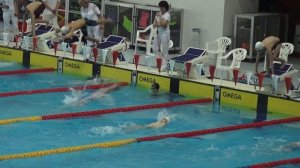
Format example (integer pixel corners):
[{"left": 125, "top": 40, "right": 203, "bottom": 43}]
[
  {"left": 145, "top": 123, "right": 157, "bottom": 128},
  {"left": 145, "top": 121, "right": 164, "bottom": 129},
  {"left": 255, "top": 52, "right": 260, "bottom": 73}
]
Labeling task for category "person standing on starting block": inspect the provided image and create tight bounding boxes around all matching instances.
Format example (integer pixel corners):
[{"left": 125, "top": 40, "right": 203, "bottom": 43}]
[
  {"left": 0, "top": 0, "right": 19, "bottom": 36},
  {"left": 79, "top": 0, "right": 102, "bottom": 46},
  {"left": 153, "top": 1, "right": 171, "bottom": 71},
  {"left": 42, "top": 0, "right": 61, "bottom": 31},
  {"left": 255, "top": 36, "right": 286, "bottom": 75}
]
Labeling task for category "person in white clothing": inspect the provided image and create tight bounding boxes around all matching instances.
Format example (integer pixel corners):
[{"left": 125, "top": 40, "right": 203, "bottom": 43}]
[
  {"left": 79, "top": 0, "right": 102, "bottom": 46},
  {"left": 0, "top": 0, "right": 19, "bottom": 35},
  {"left": 153, "top": 1, "right": 171, "bottom": 71},
  {"left": 42, "top": 0, "right": 60, "bottom": 30}
]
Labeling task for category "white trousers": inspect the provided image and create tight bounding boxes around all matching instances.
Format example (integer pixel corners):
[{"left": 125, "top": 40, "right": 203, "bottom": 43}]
[
  {"left": 42, "top": 13, "right": 60, "bottom": 30},
  {"left": 153, "top": 33, "right": 170, "bottom": 69},
  {"left": 87, "top": 25, "right": 102, "bottom": 46},
  {"left": 3, "top": 10, "right": 19, "bottom": 35}
]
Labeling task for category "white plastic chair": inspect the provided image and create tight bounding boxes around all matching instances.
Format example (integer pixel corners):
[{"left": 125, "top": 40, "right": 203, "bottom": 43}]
[
  {"left": 144, "top": 39, "right": 173, "bottom": 71},
  {"left": 216, "top": 48, "right": 247, "bottom": 82},
  {"left": 278, "top": 43, "right": 294, "bottom": 62},
  {"left": 206, "top": 37, "right": 232, "bottom": 57},
  {"left": 135, "top": 24, "right": 157, "bottom": 55},
  {"left": 264, "top": 43, "right": 294, "bottom": 70}
]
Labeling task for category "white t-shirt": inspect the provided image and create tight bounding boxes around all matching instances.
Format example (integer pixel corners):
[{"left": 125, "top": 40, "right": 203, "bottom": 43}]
[
  {"left": 0, "top": 0, "right": 15, "bottom": 11},
  {"left": 80, "top": 3, "right": 101, "bottom": 21},
  {"left": 156, "top": 12, "right": 171, "bottom": 35},
  {"left": 42, "top": 0, "right": 60, "bottom": 15}
]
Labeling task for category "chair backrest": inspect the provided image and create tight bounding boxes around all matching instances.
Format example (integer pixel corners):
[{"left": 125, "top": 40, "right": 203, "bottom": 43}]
[
  {"left": 136, "top": 24, "right": 157, "bottom": 41},
  {"left": 139, "top": 11, "right": 150, "bottom": 28},
  {"left": 216, "top": 48, "right": 245, "bottom": 69},
  {"left": 217, "top": 37, "right": 232, "bottom": 53},
  {"left": 205, "top": 36, "right": 231, "bottom": 56},
  {"left": 147, "top": 25, "right": 157, "bottom": 41},
  {"left": 229, "top": 48, "right": 247, "bottom": 69},
  {"left": 169, "top": 40, "right": 173, "bottom": 49},
  {"left": 278, "top": 43, "right": 294, "bottom": 62}
]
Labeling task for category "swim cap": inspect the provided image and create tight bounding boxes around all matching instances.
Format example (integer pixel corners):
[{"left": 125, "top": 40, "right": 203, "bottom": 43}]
[
  {"left": 151, "top": 82, "right": 160, "bottom": 90},
  {"left": 60, "top": 26, "right": 70, "bottom": 35},
  {"left": 255, "top": 41, "right": 265, "bottom": 51},
  {"left": 163, "top": 117, "right": 170, "bottom": 123}
]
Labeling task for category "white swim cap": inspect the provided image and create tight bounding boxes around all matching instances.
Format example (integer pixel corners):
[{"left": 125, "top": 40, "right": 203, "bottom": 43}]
[
  {"left": 163, "top": 117, "right": 170, "bottom": 123},
  {"left": 60, "top": 26, "right": 70, "bottom": 35},
  {"left": 255, "top": 41, "right": 265, "bottom": 51}
]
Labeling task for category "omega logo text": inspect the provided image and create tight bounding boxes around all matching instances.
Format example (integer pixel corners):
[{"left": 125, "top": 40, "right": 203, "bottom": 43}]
[
  {"left": 64, "top": 62, "right": 80, "bottom": 69},
  {"left": 222, "top": 92, "right": 242, "bottom": 100}
]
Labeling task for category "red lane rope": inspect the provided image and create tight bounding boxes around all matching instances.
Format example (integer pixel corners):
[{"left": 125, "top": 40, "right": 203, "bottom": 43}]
[
  {"left": 136, "top": 116, "right": 300, "bottom": 142},
  {"left": 245, "top": 157, "right": 300, "bottom": 168},
  {"left": 41, "top": 98, "right": 212, "bottom": 120},
  {"left": 0, "top": 82, "right": 128, "bottom": 97},
  {"left": 0, "top": 67, "right": 55, "bottom": 76}
]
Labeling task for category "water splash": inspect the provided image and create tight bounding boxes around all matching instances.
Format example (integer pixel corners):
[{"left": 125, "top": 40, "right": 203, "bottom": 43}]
[
  {"left": 90, "top": 126, "right": 122, "bottom": 136},
  {"left": 157, "top": 109, "right": 177, "bottom": 123},
  {"left": 62, "top": 87, "right": 86, "bottom": 106}
]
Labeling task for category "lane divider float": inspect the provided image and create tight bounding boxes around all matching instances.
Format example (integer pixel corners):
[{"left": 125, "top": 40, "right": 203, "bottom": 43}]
[
  {"left": 0, "top": 67, "right": 55, "bottom": 76},
  {"left": 0, "top": 98, "right": 212, "bottom": 125},
  {"left": 242, "top": 157, "right": 300, "bottom": 168},
  {"left": 0, "top": 82, "right": 128, "bottom": 97},
  {"left": 0, "top": 139, "right": 136, "bottom": 161},
  {"left": 1, "top": 116, "right": 300, "bottom": 161}
]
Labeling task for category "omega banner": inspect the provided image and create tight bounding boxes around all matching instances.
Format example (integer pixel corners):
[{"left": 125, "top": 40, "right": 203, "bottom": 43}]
[
  {"left": 30, "top": 53, "right": 57, "bottom": 68},
  {"left": 220, "top": 88, "right": 258, "bottom": 110},
  {"left": 137, "top": 72, "right": 170, "bottom": 91},
  {"left": 101, "top": 66, "right": 132, "bottom": 83},
  {"left": 63, "top": 59, "right": 92, "bottom": 76},
  {"left": 0, "top": 47, "right": 23, "bottom": 63}
]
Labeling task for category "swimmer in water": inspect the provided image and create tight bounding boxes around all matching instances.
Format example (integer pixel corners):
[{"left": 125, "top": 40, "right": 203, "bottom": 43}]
[
  {"left": 80, "top": 83, "right": 121, "bottom": 104},
  {"left": 144, "top": 117, "right": 170, "bottom": 129},
  {"left": 123, "top": 117, "right": 170, "bottom": 132},
  {"left": 279, "top": 141, "right": 300, "bottom": 152}
]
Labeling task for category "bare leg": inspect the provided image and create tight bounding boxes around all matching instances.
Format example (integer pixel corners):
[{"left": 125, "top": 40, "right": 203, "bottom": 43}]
[
  {"left": 266, "top": 50, "right": 273, "bottom": 74},
  {"left": 274, "top": 57, "right": 287, "bottom": 69},
  {"left": 273, "top": 44, "right": 286, "bottom": 69}
]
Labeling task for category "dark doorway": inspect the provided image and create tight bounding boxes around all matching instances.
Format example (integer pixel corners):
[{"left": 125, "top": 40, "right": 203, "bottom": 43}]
[{"left": 259, "top": 0, "right": 300, "bottom": 46}]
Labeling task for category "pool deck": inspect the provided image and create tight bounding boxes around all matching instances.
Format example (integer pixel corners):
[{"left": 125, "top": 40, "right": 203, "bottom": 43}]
[
  {"left": 1, "top": 39, "right": 300, "bottom": 117},
  {"left": 0, "top": 40, "right": 286, "bottom": 94}
]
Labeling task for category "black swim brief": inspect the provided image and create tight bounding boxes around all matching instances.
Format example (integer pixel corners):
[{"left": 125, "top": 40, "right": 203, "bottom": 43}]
[{"left": 85, "top": 19, "right": 99, "bottom": 26}]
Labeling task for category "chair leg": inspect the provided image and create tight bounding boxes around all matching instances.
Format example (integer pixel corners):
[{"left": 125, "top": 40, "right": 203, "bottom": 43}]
[
  {"left": 169, "top": 60, "right": 175, "bottom": 75},
  {"left": 146, "top": 42, "right": 151, "bottom": 56},
  {"left": 220, "top": 69, "right": 223, "bottom": 85},
  {"left": 102, "top": 49, "right": 108, "bottom": 64},
  {"left": 134, "top": 41, "right": 138, "bottom": 54},
  {"left": 196, "top": 63, "right": 203, "bottom": 78},
  {"left": 145, "top": 55, "right": 150, "bottom": 72}
]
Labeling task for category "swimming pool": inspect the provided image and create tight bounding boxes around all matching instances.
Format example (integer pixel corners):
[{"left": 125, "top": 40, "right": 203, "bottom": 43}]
[{"left": 0, "top": 63, "right": 300, "bottom": 168}]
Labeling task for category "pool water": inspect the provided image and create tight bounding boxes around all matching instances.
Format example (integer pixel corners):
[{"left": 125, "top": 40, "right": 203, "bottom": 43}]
[{"left": 0, "top": 63, "right": 300, "bottom": 168}]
